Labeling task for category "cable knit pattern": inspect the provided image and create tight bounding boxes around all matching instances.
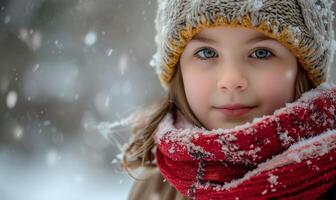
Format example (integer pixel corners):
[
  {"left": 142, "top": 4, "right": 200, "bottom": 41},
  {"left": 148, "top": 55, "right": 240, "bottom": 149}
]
[
  {"left": 150, "top": 0, "right": 335, "bottom": 89},
  {"left": 155, "top": 83, "right": 336, "bottom": 199}
]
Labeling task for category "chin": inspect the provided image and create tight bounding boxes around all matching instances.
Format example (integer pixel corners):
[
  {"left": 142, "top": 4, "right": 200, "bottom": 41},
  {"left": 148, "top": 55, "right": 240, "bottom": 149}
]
[
  {"left": 219, "top": 118, "right": 254, "bottom": 130},
  {"left": 206, "top": 122, "right": 238, "bottom": 130}
]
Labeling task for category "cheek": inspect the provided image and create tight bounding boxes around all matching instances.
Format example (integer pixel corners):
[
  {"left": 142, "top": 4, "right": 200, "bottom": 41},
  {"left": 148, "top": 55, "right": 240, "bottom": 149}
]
[
  {"left": 257, "top": 68, "right": 297, "bottom": 112},
  {"left": 183, "top": 71, "right": 212, "bottom": 110},
  {"left": 261, "top": 67, "right": 296, "bottom": 93}
]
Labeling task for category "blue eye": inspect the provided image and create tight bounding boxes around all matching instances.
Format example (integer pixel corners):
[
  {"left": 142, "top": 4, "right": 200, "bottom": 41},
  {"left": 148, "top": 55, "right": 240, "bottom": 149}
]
[
  {"left": 195, "top": 48, "right": 218, "bottom": 60},
  {"left": 250, "top": 49, "right": 274, "bottom": 59}
]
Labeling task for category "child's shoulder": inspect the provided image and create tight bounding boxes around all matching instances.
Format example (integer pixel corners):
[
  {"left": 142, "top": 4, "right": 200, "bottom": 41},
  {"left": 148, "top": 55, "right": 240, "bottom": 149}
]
[{"left": 128, "top": 167, "right": 189, "bottom": 200}]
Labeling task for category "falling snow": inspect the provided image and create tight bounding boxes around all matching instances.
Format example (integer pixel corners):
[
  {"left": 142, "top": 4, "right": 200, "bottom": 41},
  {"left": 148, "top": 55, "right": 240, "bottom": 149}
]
[
  {"left": 13, "top": 125, "right": 24, "bottom": 140},
  {"left": 46, "top": 149, "right": 62, "bottom": 167},
  {"left": 84, "top": 31, "right": 97, "bottom": 46},
  {"left": 4, "top": 15, "right": 10, "bottom": 24},
  {"left": 33, "top": 64, "right": 40, "bottom": 72},
  {"left": 6, "top": 90, "right": 18, "bottom": 109},
  {"left": 106, "top": 48, "right": 114, "bottom": 56}
]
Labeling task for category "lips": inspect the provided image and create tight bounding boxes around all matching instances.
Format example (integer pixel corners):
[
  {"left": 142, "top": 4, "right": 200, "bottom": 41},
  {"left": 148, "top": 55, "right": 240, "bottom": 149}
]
[{"left": 214, "top": 104, "right": 255, "bottom": 117}]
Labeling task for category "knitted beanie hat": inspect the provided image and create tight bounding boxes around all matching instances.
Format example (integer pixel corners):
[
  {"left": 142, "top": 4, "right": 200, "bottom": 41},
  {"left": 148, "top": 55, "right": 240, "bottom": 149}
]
[{"left": 149, "top": 0, "right": 335, "bottom": 89}]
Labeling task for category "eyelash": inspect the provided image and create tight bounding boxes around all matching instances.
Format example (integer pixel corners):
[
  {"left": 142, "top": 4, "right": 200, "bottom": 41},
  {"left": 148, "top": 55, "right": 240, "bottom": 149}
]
[{"left": 194, "top": 47, "right": 275, "bottom": 60}]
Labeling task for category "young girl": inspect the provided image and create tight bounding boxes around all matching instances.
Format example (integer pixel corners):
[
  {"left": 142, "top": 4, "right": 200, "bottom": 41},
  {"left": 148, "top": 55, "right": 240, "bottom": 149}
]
[{"left": 122, "top": 0, "right": 336, "bottom": 199}]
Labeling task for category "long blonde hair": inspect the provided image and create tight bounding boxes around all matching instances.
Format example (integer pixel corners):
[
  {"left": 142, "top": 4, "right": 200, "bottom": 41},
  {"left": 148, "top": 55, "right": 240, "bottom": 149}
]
[{"left": 122, "top": 62, "right": 313, "bottom": 171}]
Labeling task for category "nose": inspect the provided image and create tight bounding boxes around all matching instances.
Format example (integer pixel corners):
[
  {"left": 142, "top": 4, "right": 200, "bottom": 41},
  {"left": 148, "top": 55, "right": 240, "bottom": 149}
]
[{"left": 217, "top": 64, "right": 248, "bottom": 91}]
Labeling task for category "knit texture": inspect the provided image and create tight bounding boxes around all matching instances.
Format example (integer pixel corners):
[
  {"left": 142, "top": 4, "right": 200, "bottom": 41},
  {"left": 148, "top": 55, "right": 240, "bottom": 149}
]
[
  {"left": 150, "top": 0, "right": 335, "bottom": 89},
  {"left": 155, "top": 83, "right": 336, "bottom": 199}
]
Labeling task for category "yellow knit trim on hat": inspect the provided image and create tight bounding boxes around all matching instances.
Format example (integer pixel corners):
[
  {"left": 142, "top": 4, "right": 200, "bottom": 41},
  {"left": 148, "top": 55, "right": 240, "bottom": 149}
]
[{"left": 160, "top": 13, "right": 322, "bottom": 89}]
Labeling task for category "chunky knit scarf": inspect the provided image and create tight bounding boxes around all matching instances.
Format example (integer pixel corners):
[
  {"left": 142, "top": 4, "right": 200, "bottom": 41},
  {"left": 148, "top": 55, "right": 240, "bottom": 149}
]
[{"left": 155, "top": 83, "right": 336, "bottom": 200}]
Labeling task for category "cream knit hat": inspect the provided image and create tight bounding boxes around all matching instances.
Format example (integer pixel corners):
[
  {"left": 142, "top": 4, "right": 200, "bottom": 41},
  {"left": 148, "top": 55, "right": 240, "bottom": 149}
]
[{"left": 149, "top": 0, "right": 335, "bottom": 89}]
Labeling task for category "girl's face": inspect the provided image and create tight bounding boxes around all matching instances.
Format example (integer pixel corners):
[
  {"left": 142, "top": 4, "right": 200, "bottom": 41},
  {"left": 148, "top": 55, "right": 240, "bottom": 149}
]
[{"left": 180, "top": 27, "right": 298, "bottom": 130}]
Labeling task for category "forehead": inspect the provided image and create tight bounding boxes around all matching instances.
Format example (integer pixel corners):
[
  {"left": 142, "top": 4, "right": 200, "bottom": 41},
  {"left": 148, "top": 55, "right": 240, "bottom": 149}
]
[{"left": 190, "top": 27, "right": 276, "bottom": 44}]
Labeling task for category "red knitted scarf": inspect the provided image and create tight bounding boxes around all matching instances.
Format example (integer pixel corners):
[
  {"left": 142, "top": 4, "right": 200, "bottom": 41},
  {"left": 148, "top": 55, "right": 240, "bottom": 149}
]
[{"left": 155, "top": 83, "right": 336, "bottom": 200}]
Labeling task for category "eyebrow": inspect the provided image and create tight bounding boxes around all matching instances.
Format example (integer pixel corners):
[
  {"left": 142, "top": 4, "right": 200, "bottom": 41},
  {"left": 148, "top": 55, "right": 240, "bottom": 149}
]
[
  {"left": 191, "top": 34, "right": 275, "bottom": 44},
  {"left": 246, "top": 35, "right": 276, "bottom": 43}
]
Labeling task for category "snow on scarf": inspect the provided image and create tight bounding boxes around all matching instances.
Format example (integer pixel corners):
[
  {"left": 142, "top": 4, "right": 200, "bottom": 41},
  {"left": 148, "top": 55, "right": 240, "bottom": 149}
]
[{"left": 155, "top": 83, "right": 336, "bottom": 200}]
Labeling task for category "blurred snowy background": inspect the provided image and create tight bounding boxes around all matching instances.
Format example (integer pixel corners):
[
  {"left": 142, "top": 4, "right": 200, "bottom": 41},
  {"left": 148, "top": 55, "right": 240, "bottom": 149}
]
[
  {"left": 0, "top": 0, "right": 163, "bottom": 200},
  {"left": 0, "top": 1, "right": 335, "bottom": 200}
]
